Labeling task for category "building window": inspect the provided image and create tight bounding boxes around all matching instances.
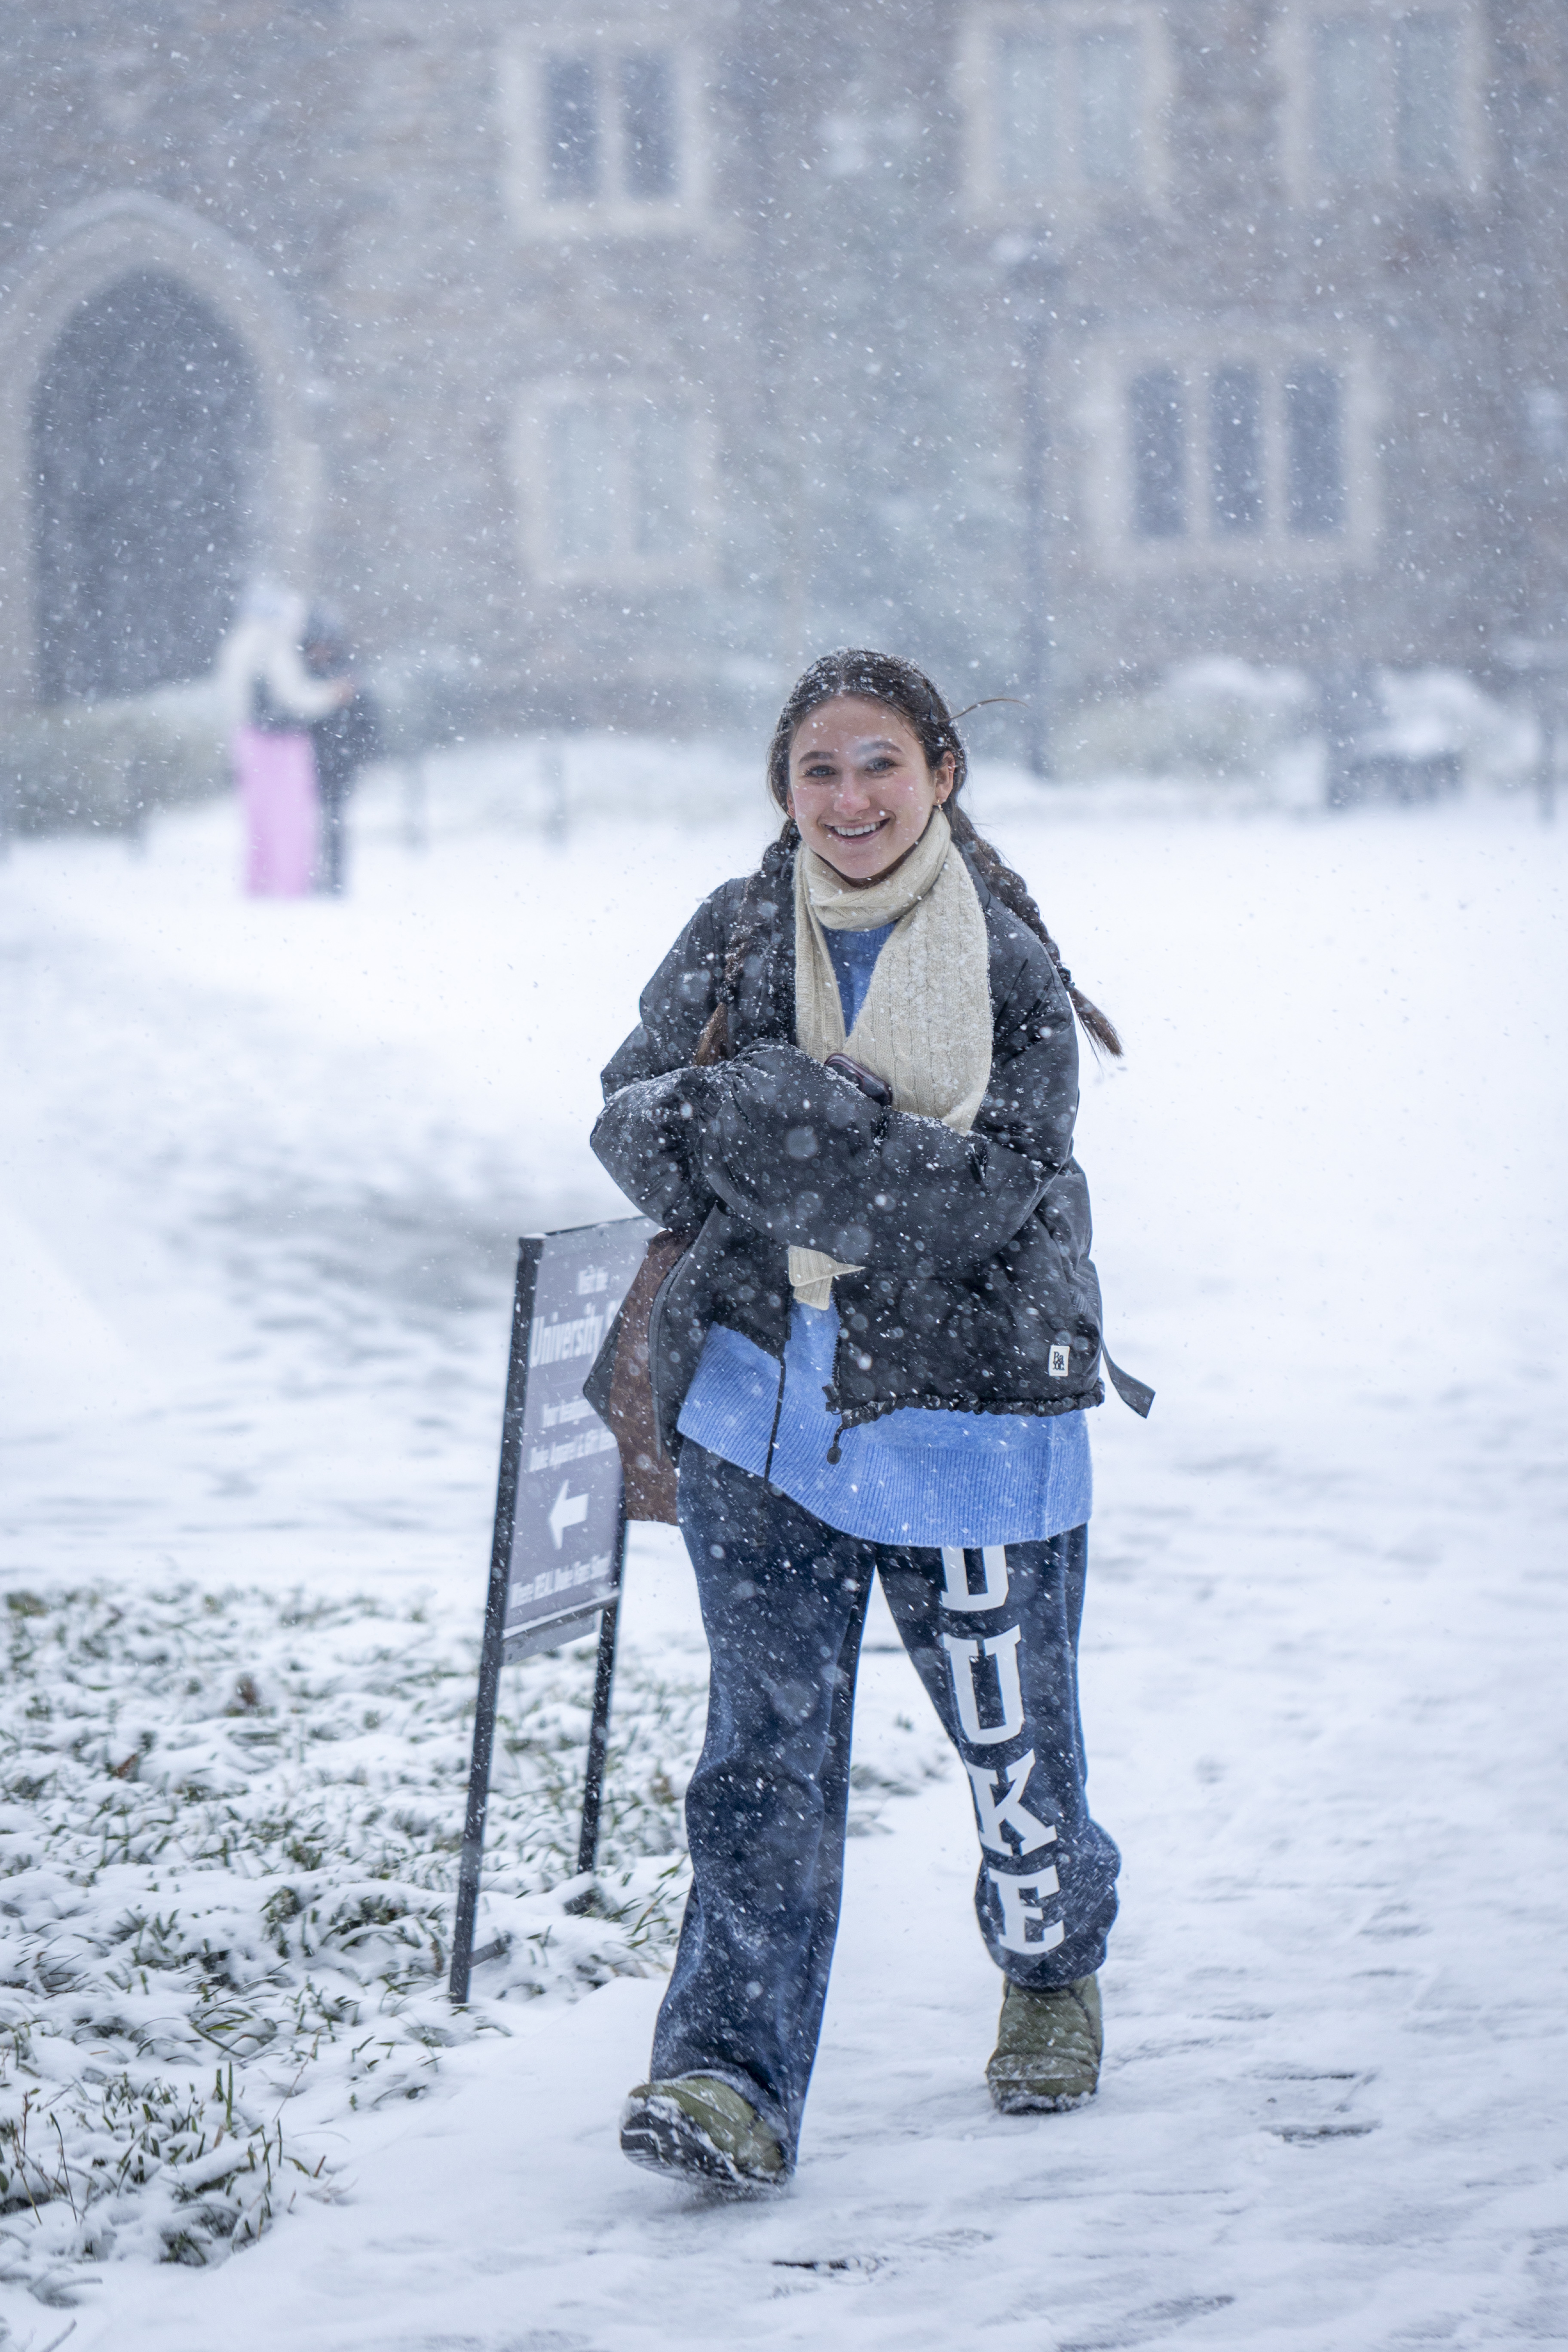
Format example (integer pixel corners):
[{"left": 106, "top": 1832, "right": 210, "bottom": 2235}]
[
  {"left": 1281, "top": 3, "right": 1485, "bottom": 193},
  {"left": 1285, "top": 364, "right": 1345, "bottom": 536},
  {"left": 545, "top": 58, "right": 598, "bottom": 202},
  {"left": 994, "top": 33, "right": 1057, "bottom": 192},
  {"left": 1122, "top": 359, "right": 1346, "bottom": 545},
  {"left": 1081, "top": 341, "right": 1378, "bottom": 572},
  {"left": 1210, "top": 365, "right": 1264, "bottom": 536},
  {"left": 500, "top": 31, "right": 706, "bottom": 233},
  {"left": 539, "top": 47, "right": 677, "bottom": 207},
  {"left": 1394, "top": 12, "right": 1460, "bottom": 176},
  {"left": 515, "top": 390, "right": 711, "bottom": 585},
  {"left": 1130, "top": 369, "right": 1185, "bottom": 538},
  {"left": 620, "top": 53, "right": 677, "bottom": 199},
  {"left": 546, "top": 406, "right": 619, "bottom": 566},
  {"left": 1314, "top": 18, "right": 1384, "bottom": 180},
  {"left": 628, "top": 407, "right": 692, "bottom": 559},
  {"left": 1077, "top": 26, "right": 1143, "bottom": 186},
  {"left": 965, "top": 6, "right": 1169, "bottom": 215}
]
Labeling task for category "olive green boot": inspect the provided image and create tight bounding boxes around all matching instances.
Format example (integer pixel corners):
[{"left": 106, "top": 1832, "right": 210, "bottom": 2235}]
[
  {"left": 620, "top": 2075, "right": 788, "bottom": 2191},
  {"left": 986, "top": 1974, "right": 1103, "bottom": 2113}
]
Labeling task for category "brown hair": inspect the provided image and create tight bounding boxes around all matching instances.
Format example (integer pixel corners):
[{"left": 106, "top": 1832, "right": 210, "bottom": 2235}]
[{"left": 696, "top": 648, "right": 1121, "bottom": 1064}]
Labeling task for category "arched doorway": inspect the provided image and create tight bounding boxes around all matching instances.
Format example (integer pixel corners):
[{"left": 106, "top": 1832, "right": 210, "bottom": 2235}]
[{"left": 31, "top": 269, "right": 260, "bottom": 703}]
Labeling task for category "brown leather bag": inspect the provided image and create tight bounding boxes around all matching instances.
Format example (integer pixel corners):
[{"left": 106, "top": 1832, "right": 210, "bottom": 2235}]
[
  {"left": 593, "top": 1228, "right": 690, "bottom": 1524},
  {"left": 592, "top": 936, "right": 734, "bottom": 1524}
]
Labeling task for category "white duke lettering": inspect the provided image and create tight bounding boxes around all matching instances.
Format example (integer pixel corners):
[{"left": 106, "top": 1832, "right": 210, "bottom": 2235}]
[
  {"left": 942, "top": 1625, "right": 1026, "bottom": 1747},
  {"left": 964, "top": 1750, "right": 1057, "bottom": 1856},
  {"left": 939, "top": 1545, "right": 1011, "bottom": 1613}
]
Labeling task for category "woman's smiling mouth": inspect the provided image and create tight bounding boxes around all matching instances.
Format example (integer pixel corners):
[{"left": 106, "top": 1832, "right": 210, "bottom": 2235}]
[{"left": 824, "top": 816, "right": 890, "bottom": 840}]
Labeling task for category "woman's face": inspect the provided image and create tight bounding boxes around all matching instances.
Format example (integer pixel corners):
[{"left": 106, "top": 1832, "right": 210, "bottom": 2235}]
[{"left": 786, "top": 695, "right": 955, "bottom": 884}]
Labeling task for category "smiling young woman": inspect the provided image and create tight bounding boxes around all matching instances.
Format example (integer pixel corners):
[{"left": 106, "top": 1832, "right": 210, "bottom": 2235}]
[
  {"left": 785, "top": 693, "right": 955, "bottom": 879},
  {"left": 591, "top": 648, "right": 1134, "bottom": 2191}
]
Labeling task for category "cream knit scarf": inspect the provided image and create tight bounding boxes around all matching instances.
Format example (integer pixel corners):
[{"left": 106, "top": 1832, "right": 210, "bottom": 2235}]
[{"left": 790, "top": 806, "right": 992, "bottom": 1309}]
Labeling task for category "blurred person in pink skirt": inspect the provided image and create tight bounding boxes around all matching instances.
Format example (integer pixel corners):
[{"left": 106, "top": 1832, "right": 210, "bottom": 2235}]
[{"left": 220, "top": 585, "right": 353, "bottom": 895}]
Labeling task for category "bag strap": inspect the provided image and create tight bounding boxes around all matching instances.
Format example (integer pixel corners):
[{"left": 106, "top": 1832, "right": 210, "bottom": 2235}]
[{"left": 1102, "top": 1342, "right": 1155, "bottom": 1419}]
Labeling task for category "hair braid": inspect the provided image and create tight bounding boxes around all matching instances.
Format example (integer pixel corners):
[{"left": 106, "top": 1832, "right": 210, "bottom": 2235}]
[
  {"left": 692, "top": 822, "right": 799, "bottom": 1064},
  {"left": 943, "top": 800, "right": 1123, "bottom": 1059}
]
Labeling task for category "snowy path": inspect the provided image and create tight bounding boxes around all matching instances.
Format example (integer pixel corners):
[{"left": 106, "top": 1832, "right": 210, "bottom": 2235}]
[{"left": 1, "top": 773, "right": 1565, "bottom": 2347}]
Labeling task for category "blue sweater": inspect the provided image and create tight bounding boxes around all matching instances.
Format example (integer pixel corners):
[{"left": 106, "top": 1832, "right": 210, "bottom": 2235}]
[{"left": 676, "top": 923, "right": 1090, "bottom": 1548}]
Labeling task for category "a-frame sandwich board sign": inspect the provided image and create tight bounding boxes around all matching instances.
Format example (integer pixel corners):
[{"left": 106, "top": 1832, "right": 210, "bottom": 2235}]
[{"left": 449, "top": 1214, "right": 655, "bottom": 2004}]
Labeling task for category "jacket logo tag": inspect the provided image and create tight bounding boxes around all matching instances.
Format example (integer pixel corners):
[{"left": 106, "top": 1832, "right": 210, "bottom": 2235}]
[{"left": 1048, "top": 1344, "right": 1071, "bottom": 1377}]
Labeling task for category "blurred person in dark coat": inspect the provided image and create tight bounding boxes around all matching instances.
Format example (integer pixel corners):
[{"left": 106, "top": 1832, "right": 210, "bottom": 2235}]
[{"left": 303, "top": 606, "right": 382, "bottom": 896}]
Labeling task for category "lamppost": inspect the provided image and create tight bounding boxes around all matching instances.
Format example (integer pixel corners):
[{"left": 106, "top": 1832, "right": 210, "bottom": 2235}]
[{"left": 998, "top": 236, "right": 1066, "bottom": 779}]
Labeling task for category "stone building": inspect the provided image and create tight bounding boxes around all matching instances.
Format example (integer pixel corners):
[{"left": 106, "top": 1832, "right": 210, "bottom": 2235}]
[{"left": 1, "top": 0, "right": 1564, "bottom": 764}]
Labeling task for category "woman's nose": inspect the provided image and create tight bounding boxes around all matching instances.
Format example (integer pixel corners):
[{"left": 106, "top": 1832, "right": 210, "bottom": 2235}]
[{"left": 830, "top": 772, "right": 876, "bottom": 811}]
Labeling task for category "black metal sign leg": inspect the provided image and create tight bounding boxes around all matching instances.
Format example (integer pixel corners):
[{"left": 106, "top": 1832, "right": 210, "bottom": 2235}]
[
  {"left": 450, "top": 1583, "right": 506, "bottom": 2004},
  {"left": 450, "top": 1243, "right": 539, "bottom": 2006},
  {"left": 574, "top": 1511, "right": 628, "bottom": 1885}
]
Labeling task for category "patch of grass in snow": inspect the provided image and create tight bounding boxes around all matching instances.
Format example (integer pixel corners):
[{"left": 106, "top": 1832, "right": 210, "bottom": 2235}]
[{"left": 0, "top": 1580, "right": 708, "bottom": 2297}]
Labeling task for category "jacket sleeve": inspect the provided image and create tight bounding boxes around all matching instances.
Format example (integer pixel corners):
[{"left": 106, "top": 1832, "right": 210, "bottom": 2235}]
[
  {"left": 682, "top": 1041, "right": 1056, "bottom": 1279},
  {"left": 590, "top": 886, "right": 738, "bottom": 1233},
  {"left": 677, "top": 906, "right": 1082, "bottom": 1276},
  {"left": 970, "top": 914, "right": 1082, "bottom": 1170}
]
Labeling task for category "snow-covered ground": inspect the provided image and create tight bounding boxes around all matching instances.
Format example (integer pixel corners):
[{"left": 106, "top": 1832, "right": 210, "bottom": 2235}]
[{"left": 0, "top": 753, "right": 1564, "bottom": 2349}]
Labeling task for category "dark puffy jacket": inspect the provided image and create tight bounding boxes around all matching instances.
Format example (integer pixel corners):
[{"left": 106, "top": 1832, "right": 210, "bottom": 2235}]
[
  {"left": 591, "top": 837, "right": 1107, "bottom": 1462},
  {"left": 311, "top": 689, "right": 383, "bottom": 802}
]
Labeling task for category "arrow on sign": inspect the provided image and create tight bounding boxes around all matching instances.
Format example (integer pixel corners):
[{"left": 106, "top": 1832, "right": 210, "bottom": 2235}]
[{"left": 548, "top": 1480, "right": 588, "bottom": 1550}]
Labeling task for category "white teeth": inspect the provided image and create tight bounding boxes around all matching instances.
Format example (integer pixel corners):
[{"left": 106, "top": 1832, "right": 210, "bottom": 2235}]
[{"left": 829, "top": 821, "right": 884, "bottom": 837}]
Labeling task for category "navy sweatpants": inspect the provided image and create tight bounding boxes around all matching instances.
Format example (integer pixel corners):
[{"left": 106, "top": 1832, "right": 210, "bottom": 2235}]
[{"left": 649, "top": 1442, "right": 1120, "bottom": 2164}]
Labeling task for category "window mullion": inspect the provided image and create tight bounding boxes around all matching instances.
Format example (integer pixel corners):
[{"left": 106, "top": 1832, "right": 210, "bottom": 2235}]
[
  {"left": 1263, "top": 367, "right": 1286, "bottom": 552},
  {"left": 614, "top": 405, "right": 634, "bottom": 564},
  {"left": 603, "top": 49, "right": 625, "bottom": 208},
  {"left": 1380, "top": 18, "right": 1398, "bottom": 183},
  {"left": 1062, "top": 29, "right": 1079, "bottom": 195}
]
